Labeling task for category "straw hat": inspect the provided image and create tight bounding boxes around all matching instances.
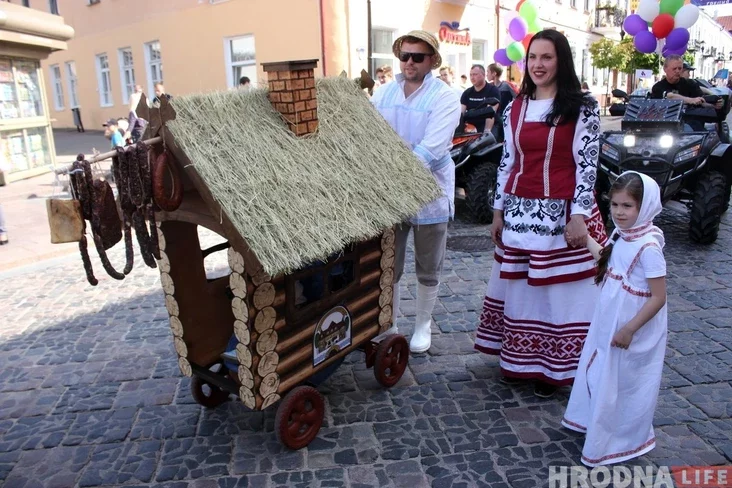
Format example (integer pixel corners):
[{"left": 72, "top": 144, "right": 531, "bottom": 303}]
[{"left": 392, "top": 30, "right": 443, "bottom": 70}]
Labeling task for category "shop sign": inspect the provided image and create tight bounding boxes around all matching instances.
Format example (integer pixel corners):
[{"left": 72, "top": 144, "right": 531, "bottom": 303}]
[{"left": 439, "top": 21, "right": 471, "bottom": 46}]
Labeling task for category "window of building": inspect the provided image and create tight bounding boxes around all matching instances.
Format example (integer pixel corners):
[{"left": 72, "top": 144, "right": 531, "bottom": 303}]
[
  {"left": 371, "top": 29, "right": 395, "bottom": 77},
  {"left": 570, "top": 0, "right": 576, "bottom": 7},
  {"left": 225, "top": 35, "right": 256, "bottom": 89},
  {"left": 22, "top": 0, "right": 30, "bottom": 7},
  {"left": 50, "top": 64, "right": 64, "bottom": 110},
  {"left": 95, "top": 54, "right": 112, "bottom": 107},
  {"left": 48, "top": 0, "right": 59, "bottom": 14},
  {"left": 118, "top": 48, "right": 136, "bottom": 104},
  {"left": 584, "top": 0, "right": 591, "bottom": 12},
  {"left": 472, "top": 40, "right": 488, "bottom": 66},
  {"left": 144, "top": 41, "right": 163, "bottom": 96},
  {"left": 65, "top": 61, "right": 79, "bottom": 108}
]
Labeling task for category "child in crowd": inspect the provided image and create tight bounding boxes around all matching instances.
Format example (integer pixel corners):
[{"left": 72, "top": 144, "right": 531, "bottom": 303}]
[{"left": 562, "top": 171, "right": 668, "bottom": 466}]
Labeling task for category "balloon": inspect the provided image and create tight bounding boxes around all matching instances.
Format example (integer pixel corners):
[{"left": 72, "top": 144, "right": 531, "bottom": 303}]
[
  {"left": 624, "top": 14, "right": 648, "bottom": 36},
  {"left": 516, "top": 60, "right": 525, "bottom": 72},
  {"left": 506, "top": 41, "right": 526, "bottom": 62},
  {"left": 494, "top": 48, "right": 513, "bottom": 66},
  {"left": 674, "top": 4, "right": 700, "bottom": 29},
  {"left": 665, "top": 27, "right": 690, "bottom": 49},
  {"left": 522, "top": 33, "right": 534, "bottom": 51},
  {"left": 652, "top": 13, "right": 675, "bottom": 39},
  {"left": 519, "top": 1, "right": 538, "bottom": 23},
  {"left": 663, "top": 42, "right": 687, "bottom": 56},
  {"left": 528, "top": 19, "right": 542, "bottom": 34},
  {"left": 634, "top": 30, "right": 658, "bottom": 54},
  {"left": 509, "top": 17, "right": 529, "bottom": 41},
  {"left": 660, "top": 0, "right": 684, "bottom": 16},
  {"left": 516, "top": 0, "right": 526, "bottom": 11},
  {"left": 504, "top": 10, "right": 519, "bottom": 26},
  {"left": 638, "top": 0, "right": 660, "bottom": 22}
]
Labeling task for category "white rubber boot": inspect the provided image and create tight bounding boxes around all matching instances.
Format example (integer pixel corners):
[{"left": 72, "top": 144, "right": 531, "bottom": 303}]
[
  {"left": 410, "top": 283, "right": 438, "bottom": 353},
  {"left": 375, "top": 280, "right": 400, "bottom": 340}
]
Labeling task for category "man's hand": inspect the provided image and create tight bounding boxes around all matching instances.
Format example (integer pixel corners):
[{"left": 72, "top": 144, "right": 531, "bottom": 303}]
[{"left": 688, "top": 96, "right": 705, "bottom": 105}]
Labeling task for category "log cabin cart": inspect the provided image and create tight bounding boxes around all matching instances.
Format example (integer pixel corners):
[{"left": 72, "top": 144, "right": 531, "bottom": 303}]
[{"left": 47, "top": 59, "right": 441, "bottom": 450}]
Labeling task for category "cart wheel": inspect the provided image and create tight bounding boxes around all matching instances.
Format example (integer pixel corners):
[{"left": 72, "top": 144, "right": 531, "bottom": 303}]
[
  {"left": 191, "top": 363, "right": 230, "bottom": 408},
  {"left": 374, "top": 334, "right": 409, "bottom": 388},
  {"left": 275, "top": 386, "right": 324, "bottom": 450}
]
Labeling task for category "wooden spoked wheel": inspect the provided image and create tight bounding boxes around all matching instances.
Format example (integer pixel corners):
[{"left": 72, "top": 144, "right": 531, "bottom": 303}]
[
  {"left": 191, "top": 362, "right": 230, "bottom": 408},
  {"left": 374, "top": 334, "right": 409, "bottom": 388},
  {"left": 275, "top": 385, "right": 325, "bottom": 450}
]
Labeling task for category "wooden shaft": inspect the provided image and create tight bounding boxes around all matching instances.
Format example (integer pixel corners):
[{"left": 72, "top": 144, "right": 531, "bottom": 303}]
[
  {"left": 276, "top": 305, "right": 380, "bottom": 376},
  {"left": 55, "top": 136, "right": 163, "bottom": 174},
  {"left": 277, "top": 320, "right": 380, "bottom": 394},
  {"left": 275, "top": 286, "right": 381, "bottom": 355},
  {"left": 359, "top": 248, "right": 381, "bottom": 267}
]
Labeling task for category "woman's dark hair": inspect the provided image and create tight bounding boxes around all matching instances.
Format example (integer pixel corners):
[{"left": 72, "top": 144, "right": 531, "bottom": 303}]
[
  {"left": 595, "top": 173, "right": 644, "bottom": 284},
  {"left": 519, "top": 29, "right": 592, "bottom": 126}
]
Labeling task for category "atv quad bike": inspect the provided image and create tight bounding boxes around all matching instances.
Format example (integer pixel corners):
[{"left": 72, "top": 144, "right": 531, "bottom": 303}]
[
  {"left": 597, "top": 93, "right": 732, "bottom": 244},
  {"left": 451, "top": 97, "right": 504, "bottom": 224}
]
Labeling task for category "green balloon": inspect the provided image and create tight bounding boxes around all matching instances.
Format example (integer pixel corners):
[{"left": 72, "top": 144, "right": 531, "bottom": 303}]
[
  {"left": 506, "top": 42, "right": 526, "bottom": 62},
  {"left": 519, "top": 1, "right": 538, "bottom": 23},
  {"left": 529, "top": 19, "right": 542, "bottom": 33},
  {"left": 659, "top": 0, "right": 684, "bottom": 15}
]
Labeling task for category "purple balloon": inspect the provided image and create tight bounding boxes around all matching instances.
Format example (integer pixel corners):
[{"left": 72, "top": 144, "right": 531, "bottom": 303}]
[
  {"left": 663, "top": 43, "right": 688, "bottom": 56},
  {"left": 665, "top": 28, "right": 690, "bottom": 50},
  {"left": 634, "top": 31, "right": 657, "bottom": 54},
  {"left": 494, "top": 48, "right": 513, "bottom": 66},
  {"left": 623, "top": 14, "right": 648, "bottom": 36},
  {"left": 508, "top": 17, "right": 529, "bottom": 41}
]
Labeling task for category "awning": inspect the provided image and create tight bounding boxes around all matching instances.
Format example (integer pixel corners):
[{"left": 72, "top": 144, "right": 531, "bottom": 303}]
[{"left": 0, "top": 2, "right": 73, "bottom": 53}]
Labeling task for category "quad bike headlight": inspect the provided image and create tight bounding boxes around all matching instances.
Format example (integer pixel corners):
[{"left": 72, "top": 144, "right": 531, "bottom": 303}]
[
  {"left": 623, "top": 135, "right": 636, "bottom": 147},
  {"left": 673, "top": 144, "right": 701, "bottom": 163},
  {"left": 659, "top": 135, "right": 674, "bottom": 148},
  {"left": 601, "top": 143, "right": 620, "bottom": 161}
]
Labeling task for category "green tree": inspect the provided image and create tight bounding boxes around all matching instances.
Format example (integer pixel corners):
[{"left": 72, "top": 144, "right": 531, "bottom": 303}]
[
  {"left": 588, "top": 38, "right": 625, "bottom": 72},
  {"left": 682, "top": 51, "right": 695, "bottom": 67},
  {"left": 617, "top": 37, "right": 660, "bottom": 75}
]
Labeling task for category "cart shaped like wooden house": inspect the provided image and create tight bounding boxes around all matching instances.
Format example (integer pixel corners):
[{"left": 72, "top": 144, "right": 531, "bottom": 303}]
[{"left": 137, "top": 59, "right": 440, "bottom": 449}]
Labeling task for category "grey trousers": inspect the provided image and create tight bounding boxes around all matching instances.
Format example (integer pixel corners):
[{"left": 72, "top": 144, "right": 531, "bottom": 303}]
[{"left": 393, "top": 222, "right": 449, "bottom": 287}]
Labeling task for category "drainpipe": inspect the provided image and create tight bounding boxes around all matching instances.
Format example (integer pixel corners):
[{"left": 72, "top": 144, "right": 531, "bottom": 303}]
[
  {"left": 319, "top": 0, "right": 327, "bottom": 75},
  {"left": 367, "top": 0, "right": 372, "bottom": 75}
]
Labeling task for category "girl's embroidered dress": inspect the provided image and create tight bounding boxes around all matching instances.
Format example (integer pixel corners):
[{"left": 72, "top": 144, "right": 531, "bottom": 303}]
[
  {"left": 475, "top": 96, "right": 607, "bottom": 386},
  {"left": 562, "top": 172, "right": 667, "bottom": 466}
]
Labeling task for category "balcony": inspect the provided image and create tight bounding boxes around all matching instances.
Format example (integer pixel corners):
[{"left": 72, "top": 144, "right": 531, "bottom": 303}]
[{"left": 592, "top": 5, "right": 626, "bottom": 40}]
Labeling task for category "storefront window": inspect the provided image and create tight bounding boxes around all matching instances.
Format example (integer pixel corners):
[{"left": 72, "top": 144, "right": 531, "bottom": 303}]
[
  {"left": 0, "top": 126, "right": 51, "bottom": 173},
  {"left": 0, "top": 58, "right": 42, "bottom": 120}
]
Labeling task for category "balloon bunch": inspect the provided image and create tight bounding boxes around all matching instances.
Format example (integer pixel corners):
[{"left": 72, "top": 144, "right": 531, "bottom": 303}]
[
  {"left": 493, "top": 0, "right": 542, "bottom": 69},
  {"left": 624, "top": 0, "right": 700, "bottom": 56}
]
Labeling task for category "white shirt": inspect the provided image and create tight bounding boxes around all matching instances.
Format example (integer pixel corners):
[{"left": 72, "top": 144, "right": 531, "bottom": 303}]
[{"left": 371, "top": 72, "right": 461, "bottom": 224}]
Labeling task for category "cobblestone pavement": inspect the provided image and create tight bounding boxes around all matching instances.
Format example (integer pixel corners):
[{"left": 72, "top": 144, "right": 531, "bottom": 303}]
[{"left": 0, "top": 204, "right": 730, "bottom": 488}]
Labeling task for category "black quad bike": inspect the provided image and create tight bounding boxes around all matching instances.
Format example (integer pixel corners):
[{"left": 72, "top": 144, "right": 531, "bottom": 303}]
[
  {"left": 452, "top": 97, "right": 504, "bottom": 224},
  {"left": 597, "top": 93, "right": 732, "bottom": 244}
]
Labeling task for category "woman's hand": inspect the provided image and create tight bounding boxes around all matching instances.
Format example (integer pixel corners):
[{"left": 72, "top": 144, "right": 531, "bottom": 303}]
[
  {"left": 611, "top": 326, "right": 634, "bottom": 349},
  {"left": 491, "top": 211, "right": 504, "bottom": 247},
  {"left": 564, "top": 214, "right": 588, "bottom": 248}
]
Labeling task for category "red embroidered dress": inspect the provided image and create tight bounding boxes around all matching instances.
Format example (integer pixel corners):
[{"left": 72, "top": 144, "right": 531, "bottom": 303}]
[{"left": 474, "top": 96, "right": 607, "bottom": 385}]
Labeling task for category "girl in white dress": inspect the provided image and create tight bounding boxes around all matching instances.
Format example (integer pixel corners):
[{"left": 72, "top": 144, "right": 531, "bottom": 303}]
[{"left": 562, "top": 171, "right": 668, "bottom": 466}]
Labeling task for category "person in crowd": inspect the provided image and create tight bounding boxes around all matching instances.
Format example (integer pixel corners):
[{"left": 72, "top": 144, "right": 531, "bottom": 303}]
[
  {"left": 563, "top": 171, "right": 667, "bottom": 466},
  {"left": 377, "top": 65, "right": 393, "bottom": 86},
  {"left": 103, "top": 118, "right": 124, "bottom": 148},
  {"left": 439, "top": 65, "right": 464, "bottom": 97},
  {"left": 581, "top": 81, "right": 591, "bottom": 93},
  {"left": 371, "top": 30, "right": 460, "bottom": 354},
  {"left": 239, "top": 76, "right": 252, "bottom": 90},
  {"left": 474, "top": 29, "right": 606, "bottom": 398},
  {"left": 0, "top": 202, "right": 7, "bottom": 245},
  {"left": 487, "top": 63, "right": 517, "bottom": 139},
  {"left": 152, "top": 82, "right": 172, "bottom": 107},
  {"left": 460, "top": 74, "right": 469, "bottom": 89},
  {"left": 126, "top": 92, "right": 147, "bottom": 143},
  {"left": 461, "top": 65, "right": 501, "bottom": 133}
]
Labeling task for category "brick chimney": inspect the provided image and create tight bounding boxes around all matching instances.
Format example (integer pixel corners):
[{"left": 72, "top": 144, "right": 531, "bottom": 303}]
[{"left": 262, "top": 59, "right": 319, "bottom": 136}]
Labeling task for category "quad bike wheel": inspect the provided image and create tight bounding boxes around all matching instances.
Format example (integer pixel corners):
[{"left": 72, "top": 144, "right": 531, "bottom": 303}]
[
  {"left": 689, "top": 171, "right": 727, "bottom": 244},
  {"left": 465, "top": 162, "right": 498, "bottom": 225},
  {"left": 275, "top": 385, "right": 325, "bottom": 450},
  {"left": 374, "top": 334, "right": 409, "bottom": 388},
  {"left": 191, "top": 362, "right": 230, "bottom": 408},
  {"left": 723, "top": 183, "right": 730, "bottom": 214}
]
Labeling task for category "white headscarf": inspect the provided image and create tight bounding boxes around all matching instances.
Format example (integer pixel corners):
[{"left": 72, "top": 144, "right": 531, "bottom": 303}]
[{"left": 610, "top": 171, "right": 665, "bottom": 248}]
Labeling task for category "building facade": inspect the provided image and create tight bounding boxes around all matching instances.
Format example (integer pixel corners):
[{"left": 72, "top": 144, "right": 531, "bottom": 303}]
[{"left": 0, "top": 0, "right": 73, "bottom": 182}]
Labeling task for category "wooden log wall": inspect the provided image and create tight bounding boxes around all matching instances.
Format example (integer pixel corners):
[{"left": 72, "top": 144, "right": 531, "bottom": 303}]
[{"left": 227, "top": 248, "right": 257, "bottom": 409}]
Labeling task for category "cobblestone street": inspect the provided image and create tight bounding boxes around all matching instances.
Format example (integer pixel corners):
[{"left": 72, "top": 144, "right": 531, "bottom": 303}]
[{"left": 0, "top": 205, "right": 730, "bottom": 488}]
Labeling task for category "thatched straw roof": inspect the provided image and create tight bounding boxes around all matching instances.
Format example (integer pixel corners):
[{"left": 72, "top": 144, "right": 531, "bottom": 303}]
[{"left": 167, "top": 77, "right": 440, "bottom": 276}]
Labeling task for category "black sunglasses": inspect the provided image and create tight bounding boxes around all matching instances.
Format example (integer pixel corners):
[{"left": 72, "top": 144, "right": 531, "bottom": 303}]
[{"left": 399, "top": 52, "right": 430, "bottom": 63}]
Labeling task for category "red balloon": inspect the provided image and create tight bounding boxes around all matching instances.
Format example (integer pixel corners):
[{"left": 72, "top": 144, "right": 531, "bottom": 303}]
[
  {"left": 651, "top": 13, "right": 675, "bottom": 39},
  {"left": 522, "top": 33, "right": 533, "bottom": 51},
  {"left": 516, "top": 0, "right": 526, "bottom": 11}
]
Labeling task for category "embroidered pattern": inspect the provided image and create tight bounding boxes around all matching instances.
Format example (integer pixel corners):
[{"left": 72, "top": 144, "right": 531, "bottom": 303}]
[
  {"left": 494, "top": 104, "right": 513, "bottom": 206},
  {"left": 503, "top": 194, "right": 567, "bottom": 236},
  {"left": 510, "top": 98, "right": 529, "bottom": 195},
  {"left": 572, "top": 100, "right": 600, "bottom": 213},
  {"left": 581, "top": 437, "right": 656, "bottom": 465},
  {"left": 543, "top": 126, "right": 557, "bottom": 197}
]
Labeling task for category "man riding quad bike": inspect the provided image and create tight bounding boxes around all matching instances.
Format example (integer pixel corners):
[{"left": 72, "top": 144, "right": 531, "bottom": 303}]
[
  {"left": 451, "top": 96, "right": 504, "bottom": 223},
  {"left": 597, "top": 56, "right": 732, "bottom": 244}
]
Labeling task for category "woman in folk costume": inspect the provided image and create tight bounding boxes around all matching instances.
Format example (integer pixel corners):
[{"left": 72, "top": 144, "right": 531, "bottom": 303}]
[
  {"left": 474, "top": 29, "right": 607, "bottom": 398},
  {"left": 563, "top": 172, "right": 667, "bottom": 466}
]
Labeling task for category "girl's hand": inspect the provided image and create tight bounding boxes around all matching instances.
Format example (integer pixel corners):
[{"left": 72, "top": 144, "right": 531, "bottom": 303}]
[
  {"left": 491, "top": 212, "right": 504, "bottom": 247},
  {"left": 565, "top": 215, "right": 588, "bottom": 248},
  {"left": 611, "top": 327, "right": 634, "bottom": 349}
]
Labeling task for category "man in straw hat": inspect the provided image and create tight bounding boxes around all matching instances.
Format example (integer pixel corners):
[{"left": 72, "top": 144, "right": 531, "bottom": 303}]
[{"left": 371, "top": 30, "right": 461, "bottom": 354}]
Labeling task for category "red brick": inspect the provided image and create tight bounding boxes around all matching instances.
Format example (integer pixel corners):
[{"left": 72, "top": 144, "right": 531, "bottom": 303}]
[
  {"left": 267, "top": 72, "right": 278, "bottom": 81},
  {"left": 294, "top": 101, "right": 306, "bottom": 112},
  {"left": 278, "top": 70, "right": 292, "bottom": 80},
  {"left": 304, "top": 78, "right": 315, "bottom": 89},
  {"left": 268, "top": 92, "right": 281, "bottom": 103},
  {"left": 291, "top": 79, "right": 305, "bottom": 90},
  {"left": 297, "top": 89, "right": 311, "bottom": 101},
  {"left": 306, "top": 100, "right": 318, "bottom": 110},
  {"left": 300, "top": 110, "right": 313, "bottom": 122},
  {"left": 271, "top": 81, "right": 286, "bottom": 92},
  {"left": 276, "top": 103, "right": 294, "bottom": 114},
  {"left": 307, "top": 120, "right": 319, "bottom": 133},
  {"left": 280, "top": 92, "right": 294, "bottom": 103}
]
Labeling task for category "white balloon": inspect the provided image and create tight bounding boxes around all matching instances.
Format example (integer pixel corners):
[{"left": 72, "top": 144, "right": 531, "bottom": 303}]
[
  {"left": 638, "top": 0, "right": 660, "bottom": 23},
  {"left": 674, "top": 4, "right": 700, "bottom": 29}
]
